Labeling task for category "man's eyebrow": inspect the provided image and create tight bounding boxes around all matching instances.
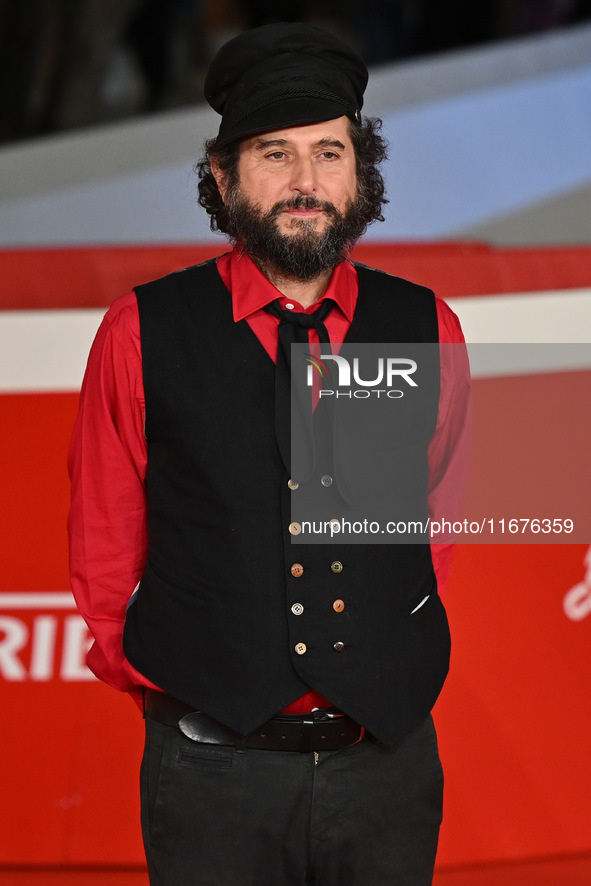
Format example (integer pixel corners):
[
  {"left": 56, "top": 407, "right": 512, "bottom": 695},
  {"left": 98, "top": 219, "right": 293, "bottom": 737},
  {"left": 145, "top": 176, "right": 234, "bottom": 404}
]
[
  {"left": 316, "top": 138, "right": 346, "bottom": 150},
  {"left": 254, "top": 138, "right": 289, "bottom": 150}
]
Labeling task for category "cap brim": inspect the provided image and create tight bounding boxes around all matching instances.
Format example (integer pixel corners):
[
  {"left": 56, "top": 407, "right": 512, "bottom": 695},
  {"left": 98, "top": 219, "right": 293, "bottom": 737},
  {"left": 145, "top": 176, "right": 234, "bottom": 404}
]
[{"left": 216, "top": 96, "right": 352, "bottom": 147}]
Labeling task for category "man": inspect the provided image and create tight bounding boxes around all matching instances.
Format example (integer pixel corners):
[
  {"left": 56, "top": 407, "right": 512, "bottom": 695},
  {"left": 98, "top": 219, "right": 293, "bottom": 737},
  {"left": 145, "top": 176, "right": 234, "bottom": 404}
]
[{"left": 69, "top": 22, "right": 470, "bottom": 886}]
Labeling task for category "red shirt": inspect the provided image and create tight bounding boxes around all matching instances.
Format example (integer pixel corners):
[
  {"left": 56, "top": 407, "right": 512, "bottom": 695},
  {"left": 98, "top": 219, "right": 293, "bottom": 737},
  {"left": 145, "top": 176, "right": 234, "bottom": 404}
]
[{"left": 68, "top": 250, "right": 469, "bottom": 713}]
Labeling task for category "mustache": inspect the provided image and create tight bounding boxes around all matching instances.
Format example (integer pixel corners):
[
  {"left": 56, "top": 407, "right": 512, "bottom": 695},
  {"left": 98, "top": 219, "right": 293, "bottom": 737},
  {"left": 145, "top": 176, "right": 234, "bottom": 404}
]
[{"left": 268, "top": 195, "right": 339, "bottom": 217}]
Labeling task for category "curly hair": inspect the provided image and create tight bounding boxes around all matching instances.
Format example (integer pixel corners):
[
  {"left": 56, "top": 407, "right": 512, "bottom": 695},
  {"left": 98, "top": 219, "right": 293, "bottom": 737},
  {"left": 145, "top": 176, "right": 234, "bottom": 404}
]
[{"left": 196, "top": 117, "right": 388, "bottom": 237}]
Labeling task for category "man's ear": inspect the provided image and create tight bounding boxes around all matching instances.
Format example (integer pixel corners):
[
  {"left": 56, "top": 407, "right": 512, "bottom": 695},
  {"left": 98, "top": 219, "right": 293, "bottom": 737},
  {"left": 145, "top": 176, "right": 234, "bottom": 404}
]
[{"left": 210, "top": 157, "right": 228, "bottom": 203}]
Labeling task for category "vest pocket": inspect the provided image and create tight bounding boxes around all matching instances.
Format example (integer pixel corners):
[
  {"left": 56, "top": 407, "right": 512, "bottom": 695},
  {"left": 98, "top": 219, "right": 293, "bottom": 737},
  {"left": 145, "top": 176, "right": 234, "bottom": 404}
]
[
  {"left": 410, "top": 594, "right": 431, "bottom": 615},
  {"left": 407, "top": 587, "right": 440, "bottom": 620}
]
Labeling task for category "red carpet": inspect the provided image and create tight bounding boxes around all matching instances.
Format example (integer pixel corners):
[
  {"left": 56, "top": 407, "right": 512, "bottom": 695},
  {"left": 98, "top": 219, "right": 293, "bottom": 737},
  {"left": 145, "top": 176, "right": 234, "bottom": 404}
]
[{"left": 1, "top": 855, "right": 591, "bottom": 885}]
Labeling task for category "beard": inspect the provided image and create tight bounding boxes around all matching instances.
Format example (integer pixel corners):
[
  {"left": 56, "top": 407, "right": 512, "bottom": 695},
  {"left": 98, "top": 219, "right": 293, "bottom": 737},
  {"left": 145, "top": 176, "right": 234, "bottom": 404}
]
[{"left": 225, "top": 191, "right": 369, "bottom": 282}]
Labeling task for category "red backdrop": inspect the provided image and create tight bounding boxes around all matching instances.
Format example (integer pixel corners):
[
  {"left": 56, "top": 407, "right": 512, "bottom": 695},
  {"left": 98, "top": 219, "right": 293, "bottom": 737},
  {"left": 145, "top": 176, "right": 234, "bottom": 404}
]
[{"left": 1, "top": 242, "right": 590, "bottom": 868}]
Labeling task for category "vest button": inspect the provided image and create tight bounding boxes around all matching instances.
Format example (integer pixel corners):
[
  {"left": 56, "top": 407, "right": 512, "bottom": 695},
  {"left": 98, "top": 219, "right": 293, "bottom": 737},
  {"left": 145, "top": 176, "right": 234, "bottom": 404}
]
[
  {"left": 295, "top": 642, "right": 307, "bottom": 655},
  {"left": 333, "top": 641, "right": 345, "bottom": 653},
  {"left": 331, "top": 560, "right": 343, "bottom": 574},
  {"left": 333, "top": 599, "right": 345, "bottom": 613},
  {"left": 289, "top": 522, "right": 302, "bottom": 535},
  {"left": 321, "top": 474, "right": 333, "bottom": 487},
  {"left": 290, "top": 563, "right": 304, "bottom": 577},
  {"left": 329, "top": 519, "right": 340, "bottom": 533},
  {"left": 291, "top": 603, "right": 304, "bottom": 616},
  {"left": 288, "top": 479, "right": 299, "bottom": 490}
]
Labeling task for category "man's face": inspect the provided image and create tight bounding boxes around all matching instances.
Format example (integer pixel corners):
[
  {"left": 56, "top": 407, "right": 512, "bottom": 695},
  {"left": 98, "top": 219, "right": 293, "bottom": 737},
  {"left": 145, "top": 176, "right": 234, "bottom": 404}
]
[
  {"left": 234, "top": 116, "right": 357, "bottom": 236},
  {"left": 213, "top": 117, "right": 367, "bottom": 281}
]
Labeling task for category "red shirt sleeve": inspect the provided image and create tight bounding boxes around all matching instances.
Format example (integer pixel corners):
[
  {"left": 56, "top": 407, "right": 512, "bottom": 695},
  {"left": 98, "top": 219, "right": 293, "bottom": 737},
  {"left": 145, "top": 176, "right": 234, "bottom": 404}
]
[
  {"left": 68, "top": 292, "right": 159, "bottom": 705},
  {"left": 428, "top": 297, "right": 472, "bottom": 592}
]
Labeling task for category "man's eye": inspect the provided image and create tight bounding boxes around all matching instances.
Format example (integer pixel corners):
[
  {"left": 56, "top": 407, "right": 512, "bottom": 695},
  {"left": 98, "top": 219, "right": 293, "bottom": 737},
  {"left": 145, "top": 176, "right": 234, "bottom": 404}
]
[
  {"left": 320, "top": 151, "right": 338, "bottom": 160},
  {"left": 267, "top": 151, "right": 285, "bottom": 160}
]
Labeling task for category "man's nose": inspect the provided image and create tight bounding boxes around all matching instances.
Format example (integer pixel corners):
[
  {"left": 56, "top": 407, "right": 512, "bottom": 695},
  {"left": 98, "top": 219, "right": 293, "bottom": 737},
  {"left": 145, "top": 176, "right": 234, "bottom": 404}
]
[{"left": 289, "top": 156, "right": 317, "bottom": 193}]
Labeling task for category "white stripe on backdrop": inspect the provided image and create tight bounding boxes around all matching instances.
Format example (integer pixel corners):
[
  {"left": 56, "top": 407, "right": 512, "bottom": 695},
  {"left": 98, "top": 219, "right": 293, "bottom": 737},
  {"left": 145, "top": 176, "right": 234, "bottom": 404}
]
[{"left": 1, "top": 289, "right": 590, "bottom": 393}]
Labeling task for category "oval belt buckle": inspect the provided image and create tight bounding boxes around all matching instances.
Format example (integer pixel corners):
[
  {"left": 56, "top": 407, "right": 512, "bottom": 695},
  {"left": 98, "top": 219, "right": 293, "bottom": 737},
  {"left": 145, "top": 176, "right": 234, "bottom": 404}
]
[{"left": 179, "top": 712, "right": 205, "bottom": 742}]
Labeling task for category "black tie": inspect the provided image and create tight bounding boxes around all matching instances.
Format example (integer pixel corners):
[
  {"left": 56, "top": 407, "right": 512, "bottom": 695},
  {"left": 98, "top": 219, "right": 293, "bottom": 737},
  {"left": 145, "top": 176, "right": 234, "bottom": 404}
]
[{"left": 265, "top": 298, "right": 334, "bottom": 474}]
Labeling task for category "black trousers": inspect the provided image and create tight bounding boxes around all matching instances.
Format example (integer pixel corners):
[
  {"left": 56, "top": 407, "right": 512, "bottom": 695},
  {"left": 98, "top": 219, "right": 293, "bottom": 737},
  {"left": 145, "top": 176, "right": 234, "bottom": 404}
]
[{"left": 140, "top": 714, "right": 444, "bottom": 886}]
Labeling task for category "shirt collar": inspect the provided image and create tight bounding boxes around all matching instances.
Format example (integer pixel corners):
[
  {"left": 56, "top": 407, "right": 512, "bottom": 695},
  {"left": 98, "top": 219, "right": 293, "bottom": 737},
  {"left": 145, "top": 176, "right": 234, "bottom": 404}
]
[{"left": 226, "top": 248, "right": 357, "bottom": 323}]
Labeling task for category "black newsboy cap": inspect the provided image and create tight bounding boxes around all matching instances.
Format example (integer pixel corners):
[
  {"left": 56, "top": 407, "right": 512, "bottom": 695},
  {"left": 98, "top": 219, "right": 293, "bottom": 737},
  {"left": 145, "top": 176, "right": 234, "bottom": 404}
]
[{"left": 204, "top": 23, "right": 368, "bottom": 146}]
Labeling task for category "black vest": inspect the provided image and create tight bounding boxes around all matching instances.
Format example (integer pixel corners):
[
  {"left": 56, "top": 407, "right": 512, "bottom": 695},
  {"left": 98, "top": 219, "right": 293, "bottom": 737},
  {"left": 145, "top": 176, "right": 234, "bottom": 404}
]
[{"left": 123, "top": 259, "right": 450, "bottom": 747}]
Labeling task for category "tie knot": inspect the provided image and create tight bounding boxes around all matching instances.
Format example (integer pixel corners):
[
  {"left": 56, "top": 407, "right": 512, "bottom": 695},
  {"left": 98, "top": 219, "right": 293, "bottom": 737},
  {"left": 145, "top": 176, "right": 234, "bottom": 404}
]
[
  {"left": 281, "top": 310, "right": 318, "bottom": 330},
  {"left": 265, "top": 299, "right": 334, "bottom": 344}
]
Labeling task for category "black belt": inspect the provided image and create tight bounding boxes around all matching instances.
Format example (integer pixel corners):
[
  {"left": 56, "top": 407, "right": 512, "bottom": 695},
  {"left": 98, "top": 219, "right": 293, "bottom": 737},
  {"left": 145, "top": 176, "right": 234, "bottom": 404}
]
[{"left": 144, "top": 690, "right": 365, "bottom": 752}]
